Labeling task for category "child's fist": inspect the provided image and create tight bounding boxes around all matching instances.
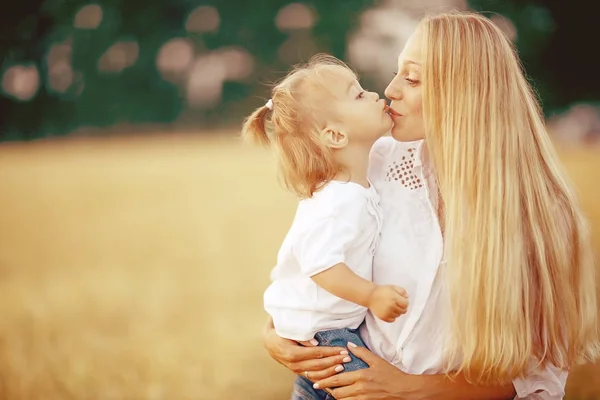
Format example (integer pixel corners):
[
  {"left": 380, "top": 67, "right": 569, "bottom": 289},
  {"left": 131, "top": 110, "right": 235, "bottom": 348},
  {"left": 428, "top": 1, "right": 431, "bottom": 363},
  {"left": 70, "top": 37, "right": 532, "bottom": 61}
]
[{"left": 367, "top": 285, "right": 409, "bottom": 323}]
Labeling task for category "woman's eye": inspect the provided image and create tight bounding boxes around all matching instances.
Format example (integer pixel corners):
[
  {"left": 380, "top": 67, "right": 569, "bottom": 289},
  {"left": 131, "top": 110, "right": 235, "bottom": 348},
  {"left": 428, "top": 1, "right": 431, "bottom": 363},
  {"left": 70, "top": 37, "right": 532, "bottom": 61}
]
[
  {"left": 357, "top": 91, "right": 365, "bottom": 99},
  {"left": 405, "top": 78, "right": 419, "bottom": 85}
]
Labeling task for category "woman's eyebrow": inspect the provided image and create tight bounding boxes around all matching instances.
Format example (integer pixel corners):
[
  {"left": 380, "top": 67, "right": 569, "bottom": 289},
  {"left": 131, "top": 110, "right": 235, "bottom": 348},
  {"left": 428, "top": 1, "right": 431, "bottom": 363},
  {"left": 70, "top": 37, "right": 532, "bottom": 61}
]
[{"left": 403, "top": 59, "right": 420, "bottom": 67}]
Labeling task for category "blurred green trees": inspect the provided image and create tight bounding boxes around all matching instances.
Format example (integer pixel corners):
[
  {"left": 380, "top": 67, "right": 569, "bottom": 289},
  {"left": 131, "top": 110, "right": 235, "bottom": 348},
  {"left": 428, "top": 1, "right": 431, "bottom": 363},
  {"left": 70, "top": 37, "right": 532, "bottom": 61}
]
[
  {"left": 0, "top": 0, "right": 596, "bottom": 141},
  {"left": 0, "top": 0, "right": 375, "bottom": 140}
]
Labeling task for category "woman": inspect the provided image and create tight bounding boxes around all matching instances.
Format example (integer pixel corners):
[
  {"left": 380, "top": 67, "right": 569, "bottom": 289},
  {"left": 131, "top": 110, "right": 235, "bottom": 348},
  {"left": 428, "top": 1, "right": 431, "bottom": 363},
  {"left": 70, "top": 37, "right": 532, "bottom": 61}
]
[{"left": 262, "top": 11, "right": 600, "bottom": 400}]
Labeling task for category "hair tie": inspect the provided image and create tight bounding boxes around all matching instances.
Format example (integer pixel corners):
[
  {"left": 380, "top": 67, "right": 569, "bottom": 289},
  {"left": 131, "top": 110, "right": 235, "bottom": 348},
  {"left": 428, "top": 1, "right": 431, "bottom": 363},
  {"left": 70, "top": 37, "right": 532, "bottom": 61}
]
[{"left": 265, "top": 99, "right": 273, "bottom": 110}]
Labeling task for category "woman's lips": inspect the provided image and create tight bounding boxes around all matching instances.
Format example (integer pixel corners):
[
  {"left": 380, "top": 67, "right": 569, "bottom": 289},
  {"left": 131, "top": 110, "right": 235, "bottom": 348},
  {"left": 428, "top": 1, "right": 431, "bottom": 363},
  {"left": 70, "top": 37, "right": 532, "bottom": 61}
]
[{"left": 387, "top": 107, "right": 402, "bottom": 118}]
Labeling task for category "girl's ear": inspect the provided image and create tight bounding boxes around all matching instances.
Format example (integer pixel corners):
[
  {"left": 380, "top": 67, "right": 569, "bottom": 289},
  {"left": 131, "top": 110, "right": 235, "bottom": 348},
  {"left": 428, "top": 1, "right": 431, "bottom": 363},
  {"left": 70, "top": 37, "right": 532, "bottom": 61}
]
[{"left": 319, "top": 127, "right": 348, "bottom": 149}]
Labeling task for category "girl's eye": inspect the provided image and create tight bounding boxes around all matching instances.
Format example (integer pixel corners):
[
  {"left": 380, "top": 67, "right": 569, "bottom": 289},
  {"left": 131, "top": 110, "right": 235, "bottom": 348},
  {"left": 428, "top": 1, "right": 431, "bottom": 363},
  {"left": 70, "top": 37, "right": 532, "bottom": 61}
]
[
  {"left": 405, "top": 78, "right": 419, "bottom": 85},
  {"left": 357, "top": 91, "right": 365, "bottom": 99}
]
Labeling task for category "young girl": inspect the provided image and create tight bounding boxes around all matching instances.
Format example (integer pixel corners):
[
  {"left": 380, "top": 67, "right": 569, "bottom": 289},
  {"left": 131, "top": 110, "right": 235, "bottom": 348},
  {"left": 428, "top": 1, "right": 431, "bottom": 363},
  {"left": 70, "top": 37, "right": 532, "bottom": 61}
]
[{"left": 241, "top": 54, "right": 409, "bottom": 392}]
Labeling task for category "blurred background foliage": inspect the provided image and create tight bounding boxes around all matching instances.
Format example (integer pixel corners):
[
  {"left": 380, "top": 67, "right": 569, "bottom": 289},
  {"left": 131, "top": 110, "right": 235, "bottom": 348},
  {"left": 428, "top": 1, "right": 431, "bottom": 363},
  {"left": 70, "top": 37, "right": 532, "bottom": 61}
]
[{"left": 1, "top": 0, "right": 599, "bottom": 141}]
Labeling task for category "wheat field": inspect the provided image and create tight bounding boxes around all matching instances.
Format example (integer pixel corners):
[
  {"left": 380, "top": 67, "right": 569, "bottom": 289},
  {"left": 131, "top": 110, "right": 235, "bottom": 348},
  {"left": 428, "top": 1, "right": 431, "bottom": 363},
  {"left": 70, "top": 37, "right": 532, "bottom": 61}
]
[{"left": 0, "top": 132, "right": 598, "bottom": 400}]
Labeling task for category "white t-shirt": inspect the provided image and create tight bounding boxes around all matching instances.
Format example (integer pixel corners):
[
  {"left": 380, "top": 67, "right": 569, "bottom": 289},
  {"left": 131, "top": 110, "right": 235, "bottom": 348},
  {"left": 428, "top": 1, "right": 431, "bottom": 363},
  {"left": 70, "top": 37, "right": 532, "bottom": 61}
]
[
  {"left": 361, "top": 137, "right": 567, "bottom": 400},
  {"left": 263, "top": 180, "right": 382, "bottom": 341}
]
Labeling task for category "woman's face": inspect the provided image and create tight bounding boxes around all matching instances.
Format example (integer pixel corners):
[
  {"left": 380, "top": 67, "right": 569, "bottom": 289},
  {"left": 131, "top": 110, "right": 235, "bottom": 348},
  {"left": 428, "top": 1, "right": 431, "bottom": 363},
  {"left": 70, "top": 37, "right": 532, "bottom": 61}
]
[{"left": 385, "top": 29, "right": 426, "bottom": 142}]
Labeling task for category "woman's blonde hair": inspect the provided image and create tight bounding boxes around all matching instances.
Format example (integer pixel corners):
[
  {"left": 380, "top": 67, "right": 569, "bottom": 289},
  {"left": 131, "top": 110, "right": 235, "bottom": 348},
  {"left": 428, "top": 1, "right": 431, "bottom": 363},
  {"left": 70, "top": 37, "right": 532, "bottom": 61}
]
[
  {"left": 420, "top": 11, "right": 600, "bottom": 383},
  {"left": 241, "top": 54, "right": 356, "bottom": 198}
]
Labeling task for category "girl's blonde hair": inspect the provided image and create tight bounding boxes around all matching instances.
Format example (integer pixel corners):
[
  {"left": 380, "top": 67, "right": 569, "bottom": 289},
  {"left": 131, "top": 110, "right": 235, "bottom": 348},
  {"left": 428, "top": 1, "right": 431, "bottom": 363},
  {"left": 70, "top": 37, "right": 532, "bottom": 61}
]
[
  {"left": 420, "top": 11, "right": 600, "bottom": 383},
  {"left": 241, "top": 54, "right": 356, "bottom": 199}
]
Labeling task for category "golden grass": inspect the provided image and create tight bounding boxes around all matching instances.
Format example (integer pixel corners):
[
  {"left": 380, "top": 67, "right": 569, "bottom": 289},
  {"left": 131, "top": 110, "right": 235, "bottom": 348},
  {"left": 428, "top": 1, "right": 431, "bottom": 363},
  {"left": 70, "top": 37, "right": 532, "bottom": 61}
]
[{"left": 0, "top": 133, "right": 598, "bottom": 400}]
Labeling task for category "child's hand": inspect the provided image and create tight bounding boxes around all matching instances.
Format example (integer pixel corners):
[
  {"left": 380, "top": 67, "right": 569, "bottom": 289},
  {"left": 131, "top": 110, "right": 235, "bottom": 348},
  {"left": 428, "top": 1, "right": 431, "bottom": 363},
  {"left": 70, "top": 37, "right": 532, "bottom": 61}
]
[{"left": 367, "top": 285, "right": 409, "bottom": 322}]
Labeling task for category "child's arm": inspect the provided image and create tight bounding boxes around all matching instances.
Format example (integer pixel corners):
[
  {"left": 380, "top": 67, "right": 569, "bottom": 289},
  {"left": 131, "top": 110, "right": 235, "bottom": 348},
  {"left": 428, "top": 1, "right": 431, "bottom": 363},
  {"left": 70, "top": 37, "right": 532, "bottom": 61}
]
[
  {"left": 295, "top": 190, "right": 408, "bottom": 322},
  {"left": 311, "top": 263, "right": 408, "bottom": 323},
  {"left": 311, "top": 263, "right": 375, "bottom": 306}
]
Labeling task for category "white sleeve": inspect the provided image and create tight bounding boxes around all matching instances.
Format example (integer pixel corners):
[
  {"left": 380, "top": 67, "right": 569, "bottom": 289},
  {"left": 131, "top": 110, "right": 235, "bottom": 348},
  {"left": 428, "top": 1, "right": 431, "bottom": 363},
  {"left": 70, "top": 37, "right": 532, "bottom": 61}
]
[
  {"left": 512, "top": 359, "right": 568, "bottom": 399},
  {"left": 293, "top": 196, "right": 366, "bottom": 277}
]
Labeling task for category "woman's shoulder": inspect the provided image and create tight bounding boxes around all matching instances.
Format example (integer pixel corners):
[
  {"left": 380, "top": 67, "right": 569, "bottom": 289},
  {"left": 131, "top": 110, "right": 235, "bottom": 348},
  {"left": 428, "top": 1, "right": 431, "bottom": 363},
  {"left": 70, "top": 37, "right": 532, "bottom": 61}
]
[
  {"left": 370, "top": 137, "right": 396, "bottom": 161},
  {"left": 369, "top": 137, "right": 424, "bottom": 181},
  {"left": 370, "top": 137, "right": 424, "bottom": 161}
]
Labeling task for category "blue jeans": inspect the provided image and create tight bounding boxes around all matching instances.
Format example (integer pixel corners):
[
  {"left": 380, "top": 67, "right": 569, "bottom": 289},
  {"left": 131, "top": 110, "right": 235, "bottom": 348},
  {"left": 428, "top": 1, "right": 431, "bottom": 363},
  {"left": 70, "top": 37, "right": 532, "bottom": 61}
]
[{"left": 291, "top": 328, "right": 369, "bottom": 400}]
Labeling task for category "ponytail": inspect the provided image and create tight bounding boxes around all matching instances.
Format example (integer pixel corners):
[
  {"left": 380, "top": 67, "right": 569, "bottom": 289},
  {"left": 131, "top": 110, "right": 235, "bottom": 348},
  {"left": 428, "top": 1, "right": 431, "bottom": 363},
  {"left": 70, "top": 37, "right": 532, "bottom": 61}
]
[{"left": 241, "top": 104, "right": 271, "bottom": 146}]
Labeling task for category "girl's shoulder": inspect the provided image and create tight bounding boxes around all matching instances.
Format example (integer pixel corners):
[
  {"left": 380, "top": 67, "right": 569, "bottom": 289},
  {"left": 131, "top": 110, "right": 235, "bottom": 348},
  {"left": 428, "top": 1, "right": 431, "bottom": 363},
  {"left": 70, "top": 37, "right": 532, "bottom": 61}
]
[
  {"left": 313, "top": 181, "right": 371, "bottom": 205},
  {"left": 301, "top": 181, "right": 370, "bottom": 218}
]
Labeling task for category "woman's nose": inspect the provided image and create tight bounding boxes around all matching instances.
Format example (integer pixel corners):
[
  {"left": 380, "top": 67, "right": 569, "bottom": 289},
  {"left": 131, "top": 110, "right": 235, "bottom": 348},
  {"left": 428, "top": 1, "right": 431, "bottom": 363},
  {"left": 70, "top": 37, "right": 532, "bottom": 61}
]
[{"left": 385, "top": 78, "right": 402, "bottom": 101}]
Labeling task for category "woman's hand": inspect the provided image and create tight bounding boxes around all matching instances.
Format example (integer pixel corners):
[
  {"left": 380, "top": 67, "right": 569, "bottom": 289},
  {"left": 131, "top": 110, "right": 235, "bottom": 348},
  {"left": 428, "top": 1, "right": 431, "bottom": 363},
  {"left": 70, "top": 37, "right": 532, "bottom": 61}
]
[
  {"left": 313, "top": 342, "right": 420, "bottom": 400},
  {"left": 262, "top": 318, "right": 352, "bottom": 381}
]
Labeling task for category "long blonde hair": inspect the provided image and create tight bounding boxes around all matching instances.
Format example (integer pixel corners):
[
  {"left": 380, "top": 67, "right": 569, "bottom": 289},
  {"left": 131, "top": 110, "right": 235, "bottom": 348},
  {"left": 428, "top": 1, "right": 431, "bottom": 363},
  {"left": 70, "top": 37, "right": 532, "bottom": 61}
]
[
  {"left": 241, "top": 54, "right": 356, "bottom": 198},
  {"left": 420, "top": 11, "right": 600, "bottom": 383}
]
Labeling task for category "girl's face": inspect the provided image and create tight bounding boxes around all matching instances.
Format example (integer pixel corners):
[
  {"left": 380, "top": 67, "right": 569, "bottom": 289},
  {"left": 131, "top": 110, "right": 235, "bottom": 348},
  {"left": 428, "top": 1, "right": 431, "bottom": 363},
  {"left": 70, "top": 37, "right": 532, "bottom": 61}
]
[
  {"left": 385, "top": 29, "right": 426, "bottom": 142},
  {"left": 314, "top": 69, "right": 393, "bottom": 147}
]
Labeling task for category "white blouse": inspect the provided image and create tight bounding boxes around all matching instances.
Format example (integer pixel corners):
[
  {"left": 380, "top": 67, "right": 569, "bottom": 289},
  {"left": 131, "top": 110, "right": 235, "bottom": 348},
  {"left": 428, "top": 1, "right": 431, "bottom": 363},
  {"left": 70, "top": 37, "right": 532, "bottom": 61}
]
[
  {"left": 360, "top": 137, "right": 567, "bottom": 399},
  {"left": 264, "top": 181, "right": 382, "bottom": 341}
]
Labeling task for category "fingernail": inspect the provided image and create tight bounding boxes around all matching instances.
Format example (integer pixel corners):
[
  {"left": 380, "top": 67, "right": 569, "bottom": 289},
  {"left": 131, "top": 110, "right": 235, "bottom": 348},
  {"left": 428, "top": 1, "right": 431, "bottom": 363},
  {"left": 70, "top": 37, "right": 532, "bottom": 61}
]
[
  {"left": 313, "top": 383, "right": 320, "bottom": 389},
  {"left": 347, "top": 342, "right": 358, "bottom": 348},
  {"left": 309, "top": 339, "right": 319, "bottom": 346},
  {"left": 343, "top": 356, "right": 352, "bottom": 363},
  {"left": 340, "top": 350, "right": 349, "bottom": 355},
  {"left": 335, "top": 365, "right": 344, "bottom": 372}
]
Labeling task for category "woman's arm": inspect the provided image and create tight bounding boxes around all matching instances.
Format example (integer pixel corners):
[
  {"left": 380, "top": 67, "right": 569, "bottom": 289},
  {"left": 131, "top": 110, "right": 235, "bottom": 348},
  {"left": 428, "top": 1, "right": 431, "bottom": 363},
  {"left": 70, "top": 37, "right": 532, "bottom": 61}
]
[
  {"left": 263, "top": 320, "right": 560, "bottom": 400},
  {"left": 408, "top": 357, "right": 568, "bottom": 399},
  {"left": 313, "top": 343, "right": 516, "bottom": 400},
  {"left": 412, "top": 356, "right": 567, "bottom": 399},
  {"left": 405, "top": 373, "right": 516, "bottom": 400}
]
